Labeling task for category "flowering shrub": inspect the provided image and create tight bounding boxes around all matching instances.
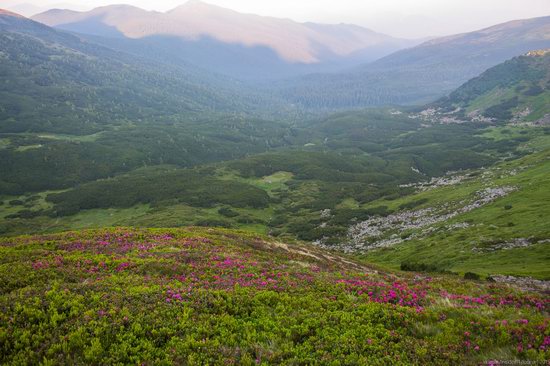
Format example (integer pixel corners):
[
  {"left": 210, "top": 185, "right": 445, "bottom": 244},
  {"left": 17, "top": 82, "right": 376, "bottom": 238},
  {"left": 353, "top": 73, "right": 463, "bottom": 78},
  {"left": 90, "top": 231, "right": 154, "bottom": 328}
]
[{"left": 0, "top": 228, "right": 548, "bottom": 364}]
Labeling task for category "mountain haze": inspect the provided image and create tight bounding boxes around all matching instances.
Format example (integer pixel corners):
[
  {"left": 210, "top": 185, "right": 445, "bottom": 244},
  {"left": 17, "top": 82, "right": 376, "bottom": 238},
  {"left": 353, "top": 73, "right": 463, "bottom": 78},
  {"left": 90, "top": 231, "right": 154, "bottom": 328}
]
[
  {"left": 276, "top": 16, "right": 550, "bottom": 109},
  {"left": 32, "top": 1, "right": 418, "bottom": 79}
]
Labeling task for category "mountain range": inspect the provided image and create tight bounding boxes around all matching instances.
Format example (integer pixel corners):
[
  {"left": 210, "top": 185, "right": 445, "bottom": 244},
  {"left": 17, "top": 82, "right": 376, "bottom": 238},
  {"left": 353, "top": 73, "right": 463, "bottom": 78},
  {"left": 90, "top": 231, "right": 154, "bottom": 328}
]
[
  {"left": 32, "top": 1, "right": 419, "bottom": 79},
  {"left": 1, "top": 4, "right": 548, "bottom": 112},
  {"left": 276, "top": 15, "right": 550, "bottom": 109},
  {"left": 30, "top": 2, "right": 550, "bottom": 108}
]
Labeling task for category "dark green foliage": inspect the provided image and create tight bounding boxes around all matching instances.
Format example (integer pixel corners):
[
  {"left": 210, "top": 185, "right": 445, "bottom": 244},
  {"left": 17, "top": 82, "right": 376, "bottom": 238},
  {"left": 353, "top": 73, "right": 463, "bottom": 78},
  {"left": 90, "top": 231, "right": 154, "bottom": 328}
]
[
  {"left": 0, "top": 31, "right": 231, "bottom": 135},
  {"left": 195, "top": 219, "right": 233, "bottom": 228},
  {"left": 400, "top": 262, "right": 446, "bottom": 273},
  {"left": 399, "top": 198, "right": 429, "bottom": 210},
  {"left": 0, "top": 142, "right": 138, "bottom": 194},
  {"left": 218, "top": 207, "right": 240, "bottom": 218},
  {"left": 330, "top": 207, "right": 391, "bottom": 226},
  {"left": 0, "top": 106, "right": 530, "bottom": 242},
  {"left": 464, "top": 272, "right": 481, "bottom": 280},
  {"left": 0, "top": 14, "right": 295, "bottom": 136},
  {"left": 523, "top": 84, "right": 544, "bottom": 96},
  {"left": 46, "top": 168, "right": 271, "bottom": 215},
  {"left": 236, "top": 216, "right": 265, "bottom": 224},
  {"left": 0, "top": 117, "right": 292, "bottom": 194},
  {"left": 484, "top": 97, "right": 520, "bottom": 120},
  {"left": 5, "top": 209, "right": 42, "bottom": 219},
  {"left": 229, "top": 151, "right": 400, "bottom": 184}
]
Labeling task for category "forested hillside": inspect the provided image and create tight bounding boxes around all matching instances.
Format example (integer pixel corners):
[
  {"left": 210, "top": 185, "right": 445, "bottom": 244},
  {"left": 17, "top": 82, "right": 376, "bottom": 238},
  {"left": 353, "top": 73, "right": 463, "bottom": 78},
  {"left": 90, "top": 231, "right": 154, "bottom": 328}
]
[
  {"left": 274, "top": 16, "right": 550, "bottom": 110},
  {"left": 0, "top": 10, "right": 298, "bottom": 195},
  {"left": 0, "top": 11, "right": 249, "bottom": 134},
  {"left": 433, "top": 50, "right": 550, "bottom": 123}
]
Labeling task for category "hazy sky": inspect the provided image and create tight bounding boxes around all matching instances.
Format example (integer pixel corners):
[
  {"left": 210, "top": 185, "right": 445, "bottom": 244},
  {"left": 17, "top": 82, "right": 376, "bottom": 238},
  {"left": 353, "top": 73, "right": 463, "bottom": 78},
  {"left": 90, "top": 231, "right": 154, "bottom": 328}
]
[{"left": 3, "top": 0, "right": 550, "bottom": 38}]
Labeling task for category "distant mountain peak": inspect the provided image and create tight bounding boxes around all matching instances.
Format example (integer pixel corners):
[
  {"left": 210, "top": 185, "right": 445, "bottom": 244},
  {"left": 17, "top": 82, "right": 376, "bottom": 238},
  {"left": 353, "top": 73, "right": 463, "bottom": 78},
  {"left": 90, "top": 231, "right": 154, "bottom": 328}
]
[
  {"left": 89, "top": 4, "right": 149, "bottom": 15},
  {"left": 96, "top": 4, "right": 143, "bottom": 10},
  {"left": 183, "top": 0, "right": 208, "bottom": 6},
  {"left": 169, "top": 1, "right": 221, "bottom": 11}
]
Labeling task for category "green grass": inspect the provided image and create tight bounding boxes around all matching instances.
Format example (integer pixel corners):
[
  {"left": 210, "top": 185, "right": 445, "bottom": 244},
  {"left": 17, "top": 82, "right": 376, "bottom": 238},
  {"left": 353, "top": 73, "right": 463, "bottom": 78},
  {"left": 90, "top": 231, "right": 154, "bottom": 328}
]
[
  {"left": 67, "top": 204, "right": 152, "bottom": 229},
  {"left": 0, "top": 138, "right": 9, "bottom": 149},
  {"left": 0, "top": 201, "right": 276, "bottom": 237},
  {"left": 34, "top": 131, "right": 106, "bottom": 142},
  {"left": 217, "top": 169, "right": 293, "bottom": 196},
  {"left": 361, "top": 146, "right": 550, "bottom": 279},
  {"left": 466, "top": 87, "right": 514, "bottom": 114},
  {"left": 524, "top": 92, "right": 550, "bottom": 121},
  {"left": 465, "top": 85, "right": 550, "bottom": 122},
  {"left": 336, "top": 198, "right": 361, "bottom": 209},
  {"left": 14, "top": 144, "right": 44, "bottom": 152},
  {"left": 0, "top": 190, "right": 60, "bottom": 219},
  {"left": 478, "top": 126, "right": 533, "bottom": 141},
  {"left": 2, "top": 131, "right": 107, "bottom": 153}
]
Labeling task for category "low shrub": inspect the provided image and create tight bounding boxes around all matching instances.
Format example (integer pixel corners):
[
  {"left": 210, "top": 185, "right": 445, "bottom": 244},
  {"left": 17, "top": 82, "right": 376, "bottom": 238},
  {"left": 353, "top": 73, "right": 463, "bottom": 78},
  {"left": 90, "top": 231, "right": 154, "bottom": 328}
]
[{"left": 464, "top": 272, "right": 481, "bottom": 280}]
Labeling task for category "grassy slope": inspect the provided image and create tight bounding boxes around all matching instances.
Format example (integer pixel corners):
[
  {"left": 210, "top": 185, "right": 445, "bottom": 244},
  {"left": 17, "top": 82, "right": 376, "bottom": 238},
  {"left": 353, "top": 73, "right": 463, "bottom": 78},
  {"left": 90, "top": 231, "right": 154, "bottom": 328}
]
[
  {"left": 361, "top": 133, "right": 550, "bottom": 279},
  {"left": 436, "top": 51, "right": 550, "bottom": 122},
  {"left": 466, "top": 84, "right": 550, "bottom": 121},
  {"left": 1, "top": 126, "right": 549, "bottom": 279},
  {"left": 0, "top": 227, "right": 548, "bottom": 364},
  {"left": 0, "top": 168, "right": 292, "bottom": 236}
]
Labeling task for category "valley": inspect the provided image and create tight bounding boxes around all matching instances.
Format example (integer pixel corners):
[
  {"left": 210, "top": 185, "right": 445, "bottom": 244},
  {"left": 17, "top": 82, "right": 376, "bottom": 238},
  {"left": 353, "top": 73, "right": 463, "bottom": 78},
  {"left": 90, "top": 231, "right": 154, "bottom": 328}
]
[{"left": 0, "top": 3, "right": 549, "bottom": 364}]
